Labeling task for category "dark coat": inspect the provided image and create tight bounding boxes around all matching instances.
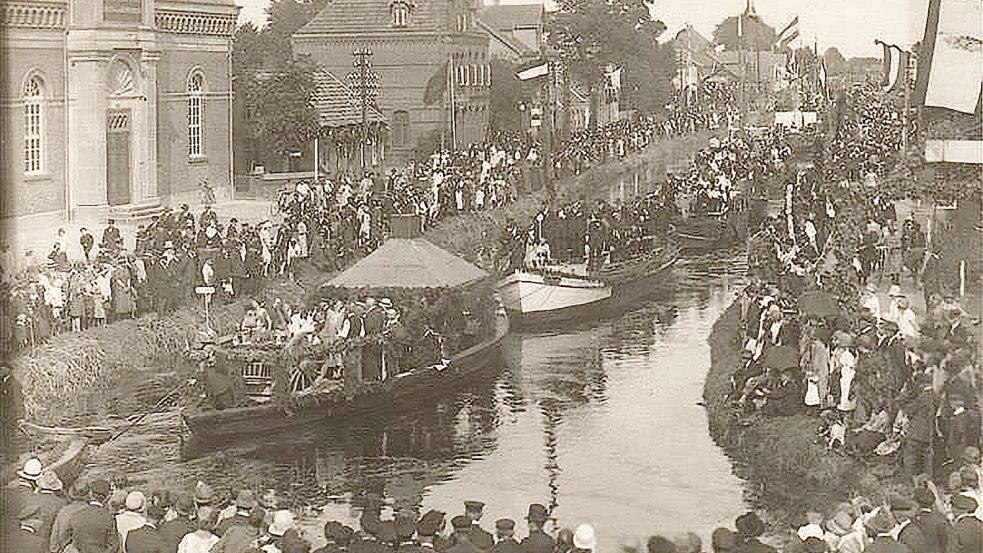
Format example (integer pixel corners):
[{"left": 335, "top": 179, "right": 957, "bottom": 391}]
[
  {"left": 68, "top": 503, "right": 119, "bottom": 553},
  {"left": 949, "top": 515, "right": 982, "bottom": 553},
  {"left": 3, "top": 527, "right": 46, "bottom": 553},
  {"left": 911, "top": 510, "right": 950, "bottom": 553},
  {"left": 491, "top": 538, "right": 522, "bottom": 553},
  {"left": 157, "top": 517, "right": 195, "bottom": 553},
  {"left": 898, "top": 521, "right": 927, "bottom": 553},
  {"left": 866, "top": 536, "right": 912, "bottom": 553},
  {"left": 520, "top": 530, "right": 555, "bottom": 553},
  {"left": 125, "top": 524, "right": 166, "bottom": 553},
  {"left": 34, "top": 491, "right": 67, "bottom": 541},
  {"left": 736, "top": 537, "right": 779, "bottom": 553},
  {"left": 468, "top": 526, "right": 494, "bottom": 551}
]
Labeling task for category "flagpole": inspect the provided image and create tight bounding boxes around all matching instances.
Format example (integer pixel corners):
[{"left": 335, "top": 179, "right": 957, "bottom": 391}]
[{"left": 902, "top": 55, "right": 909, "bottom": 159}]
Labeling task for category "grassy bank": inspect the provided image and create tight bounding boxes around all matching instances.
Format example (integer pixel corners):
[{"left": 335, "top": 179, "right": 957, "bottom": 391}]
[
  {"left": 13, "top": 131, "right": 713, "bottom": 425},
  {"left": 704, "top": 302, "right": 908, "bottom": 529}
]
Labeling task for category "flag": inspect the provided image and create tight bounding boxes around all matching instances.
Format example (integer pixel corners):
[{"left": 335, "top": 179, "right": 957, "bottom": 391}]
[
  {"left": 516, "top": 60, "right": 549, "bottom": 81},
  {"left": 876, "top": 40, "right": 911, "bottom": 93},
  {"left": 818, "top": 58, "right": 829, "bottom": 98},
  {"left": 914, "top": 0, "right": 982, "bottom": 113},
  {"left": 737, "top": 12, "right": 742, "bottom": 39},
  {"left": 774, "top": 16, "right": 799, "bottom": 50},
  {"left": 423, "top": 61, "right": 447, "bottom": 105}
]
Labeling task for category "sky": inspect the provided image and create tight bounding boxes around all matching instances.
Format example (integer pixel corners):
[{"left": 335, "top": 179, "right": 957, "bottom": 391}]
[{"left": 234, "top": 0, "right": 931, "bottom": 59}]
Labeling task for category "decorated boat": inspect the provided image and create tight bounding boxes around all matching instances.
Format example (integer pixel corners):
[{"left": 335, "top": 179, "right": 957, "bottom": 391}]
[
  {"left": 497, "top": 244, "right": 679, "bottom": 326},
  {"left": 182, "top": 237, "right": 511, "bottom": 442}
]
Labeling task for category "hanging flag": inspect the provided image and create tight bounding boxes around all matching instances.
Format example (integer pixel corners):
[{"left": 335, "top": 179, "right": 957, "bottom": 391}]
[
  {"left": 423, "top": 61, "right": 448, "bottom": 105},
  {"left": 774, "top": 16, "right": 799, "bottom": 50},
  {"left": 876, "top": 40, "right": 911, "bottom": 93},
  {"left": 516, "top": 59, "right": 550, "bottom": 81},
  {"left": 914, "top": 0, "right": 982, "bottom": 113},
  {"left": 818, "top": 58, "right": 830, "bottom": 98}
]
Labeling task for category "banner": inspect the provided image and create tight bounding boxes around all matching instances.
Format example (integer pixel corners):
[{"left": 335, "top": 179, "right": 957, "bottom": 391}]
[{"left": 917, "top": 0, "right": 982, "bottom": 113}]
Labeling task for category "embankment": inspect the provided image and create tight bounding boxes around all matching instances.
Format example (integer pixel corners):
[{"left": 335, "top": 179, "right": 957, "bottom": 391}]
[
  {"left": 703, "top": 302, "right": 907, "bottom": 527},
  {"left": 13, "top": 131, "right": 713, "bottom": 425}
]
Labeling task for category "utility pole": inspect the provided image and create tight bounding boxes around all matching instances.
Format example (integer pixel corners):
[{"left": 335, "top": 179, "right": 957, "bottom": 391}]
[
  {"left": 542, "top": 59, "right": 556, "bottom": 194},
  {"left": 348, "top": 48, "right": 379, "bottom": 172}
]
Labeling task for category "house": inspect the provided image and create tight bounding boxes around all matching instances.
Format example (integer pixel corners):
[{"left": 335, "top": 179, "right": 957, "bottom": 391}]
[
  {"left": 293, "top": 0, "right": 491, "bottom": 163},
  {"left": 476, "top": 2, "right": 544, "bottom": 62},
  {"left": 0, "top": 0, "right": 237, "bottom": 222}
]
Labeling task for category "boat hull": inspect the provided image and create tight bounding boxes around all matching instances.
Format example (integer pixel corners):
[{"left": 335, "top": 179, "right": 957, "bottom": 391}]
[
  {"left": 498, "top": 272, "right": 612, "bottom": 323},
  {"left": 182, "top": 314, "right": 510, "bottom": 442}
]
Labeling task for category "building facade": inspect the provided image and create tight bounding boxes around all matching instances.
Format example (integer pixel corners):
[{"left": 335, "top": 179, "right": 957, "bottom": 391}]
[
  {"left": 0, "top": 0, "right": 237, "bottom": 222},
  {"left": 477, "top": 2, "right": 543, "bottom": 62},
  {"left": 293, "top": 0, "right": 490, "bottom": 163}
]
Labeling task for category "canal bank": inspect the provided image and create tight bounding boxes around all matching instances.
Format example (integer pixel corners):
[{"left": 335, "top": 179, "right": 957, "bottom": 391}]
[
  {"left": 702, "top": 301, "right": 910, "bottom": 533},
  {"left": 11, "top": 130, "right": 715, "bottom": 427}
]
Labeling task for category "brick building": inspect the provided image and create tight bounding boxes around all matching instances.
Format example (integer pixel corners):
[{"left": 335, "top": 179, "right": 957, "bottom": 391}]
[
  {"left": 0, "top": 0, "right": 237, "bottom": 222},
  {"left": 293, "top": 0, "right": 490, "bottom": 163}
]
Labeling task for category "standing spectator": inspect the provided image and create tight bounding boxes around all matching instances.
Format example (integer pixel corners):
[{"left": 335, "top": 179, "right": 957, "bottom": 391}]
[
  {"left": 80, "top": 228, "right": 95, "bottom": 262},
  {"left": 102, "top": 220, "right": 123, "bottom": 255}
]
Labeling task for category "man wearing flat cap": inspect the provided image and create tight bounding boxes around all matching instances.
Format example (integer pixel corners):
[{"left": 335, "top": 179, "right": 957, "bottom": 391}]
[
  {"left": 491, "top": 519, "right": 520, "bottom": 553},
  {"left": 395, "top": 513, "right": 423, "bottom": 553},
  {"left": 463, "top": 501, "right": 493, "bottom": 551},
  {"left": 418, "top": 510, "right": 450, "bottom": 552},
  {"left": 446, "top": 515, "right": 476, "bottom": 553},
  {"left": 950, "top": 495, "right": 982, "bottom": 553},
  {"left": 520, "top": 504, "right": 554, "bottom": 553}
]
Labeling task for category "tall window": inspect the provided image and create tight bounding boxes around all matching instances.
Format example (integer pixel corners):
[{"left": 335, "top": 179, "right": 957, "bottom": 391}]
[
  {"left": 391, "top": 1, "right": 410, "bottom": 27},
  {"left": 393, "top": 110, "right": 410, "bottom": 147},
  {"left": 187, "top": 72, "right": 204, "bottom": 158},
  {"left": 23, "top": 75, "right": 43, "bottom": 174},
  {"left": 456, "top": 12, "right": 468, "bottom": 32}
]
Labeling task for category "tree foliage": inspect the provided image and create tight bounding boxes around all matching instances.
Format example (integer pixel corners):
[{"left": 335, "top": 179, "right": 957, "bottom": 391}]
[
  {"left": 713, "top": 14, "right": 777, "bottom": 52},
  {"left": 244, "top": 61, "right": 321, "bottom": 161},
  {"left": 488, "top": 58, "right": 534, "bottom": 133},
  {"left": 547, "top": 0, "right": 674, "bottom": 123}
]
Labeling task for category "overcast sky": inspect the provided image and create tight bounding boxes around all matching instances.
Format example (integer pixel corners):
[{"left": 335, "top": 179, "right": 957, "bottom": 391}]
[{"left": 234, "top": 0, "right": 930, "bottom": 58}]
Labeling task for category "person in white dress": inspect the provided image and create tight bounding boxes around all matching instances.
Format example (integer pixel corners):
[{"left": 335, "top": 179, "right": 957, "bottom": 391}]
[
  {"left": 177, "top": 507, "right": 219, "bottom": 553},
  {"left": 832, "top": 332, "right": 858, "bottom": 414}
]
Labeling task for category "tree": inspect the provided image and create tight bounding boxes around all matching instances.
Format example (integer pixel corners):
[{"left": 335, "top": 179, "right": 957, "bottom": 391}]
[
  {"left": 488, "top": 58, "right": 534, "bottom": 133},
  {"left": 823, "top": 47, "right": 847, "bottom": 75},
  {"left": 264, "top": 0, "right": 328, "bottom": 66},
  {"left": 712, "top": 14, "right": 777, "bottom": 52},
  {"left": 244, "top": 61, "right": 321, "bottom": 168},
  {"left": 548, "top": 0, "right": 672, "bottom": 130}
]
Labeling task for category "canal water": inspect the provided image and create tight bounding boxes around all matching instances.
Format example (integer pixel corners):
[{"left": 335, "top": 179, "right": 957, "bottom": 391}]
[{"left": 86, "top": 253, "right": 749, "bottom": 550}]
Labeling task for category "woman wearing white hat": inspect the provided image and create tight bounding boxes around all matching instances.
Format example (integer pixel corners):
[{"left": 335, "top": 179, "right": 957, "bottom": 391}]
[{"left": 572, "top": 524, "right": 596, "bottom": 552}]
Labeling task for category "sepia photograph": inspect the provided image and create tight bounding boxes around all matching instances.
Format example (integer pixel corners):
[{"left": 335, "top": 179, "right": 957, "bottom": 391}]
[{"left": 0, "top": 0, "right": 981, "bottom": 552}]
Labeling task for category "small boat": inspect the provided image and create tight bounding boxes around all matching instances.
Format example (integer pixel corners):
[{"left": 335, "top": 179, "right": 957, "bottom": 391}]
[
  {"left": 496, "top": 245, "right": 678, "bottom": 327},
  {"left": 182, "top": 310, "right": 510, "bottom": 442},
  {"left": 674, "top": 211, "right": 745, "bottom": 253}
]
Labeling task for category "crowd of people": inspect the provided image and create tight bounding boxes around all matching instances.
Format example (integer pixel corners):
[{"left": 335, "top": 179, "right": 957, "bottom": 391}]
[{"left": 7, "top": 454, "right": 981, "bottom": 553}]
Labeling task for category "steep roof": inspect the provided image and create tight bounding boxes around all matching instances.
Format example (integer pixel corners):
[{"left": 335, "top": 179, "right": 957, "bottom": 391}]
[
  {"left": 310, "top": 70, "right": 386, "bottom": 128},
  {"left": 478, "top": 3, "right": 543, "bottom": 32},
  {"left": 296, "top": 0, "right": 447, "bottom": 35},
  {"left": 475, "top": 18, "right": 534, "bottom": 56},
  {"left": 326, "top": 238, "right": 488, "bottom": 289}
]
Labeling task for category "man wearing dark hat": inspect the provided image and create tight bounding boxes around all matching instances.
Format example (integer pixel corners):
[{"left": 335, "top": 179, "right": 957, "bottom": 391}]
[
  {"left": 520, "top": 504, "right": 554, "bottom": 553},
  {"left": 124, "top": 504, "right": 166, "bottom": 553},
  {"left": 911, "top": 487, "right": 950, "bottom": 553},
  {"left": 395, "top": 514, "right": 423, "bottom": 553},
  {"left": 352, "top": 511, "right": 388, "bottom": 553},
  {"left": 734, "top": 512, "right": 777, "bottom": 553},
  {"left": 889, "top": 497, "right": 926, "bottom": 553},
  {"left": 50, "top": 479, "right": 90, "bottom": 553},
  {"left": 647, "top": 535, "right": 677, "bottom": 553},
  {"left": 463, "top": 501, "right": 493, "bottom": 551},
  {"left": 418, "top": 509, "right": 450, "bottom": 553},
  {"left": 158, "top": 495, "right": 196, "bottom": 553},
  {"left": 446, "top": 516, "right": 476, "bottom": 553},
  {"left": 68, "top": 478, "right": 120, "bottom": 553},
  {"left": 865, "top": 511, "right": 909, "bottom": 553},
  {"left": 216, "top": 490, "right": 259, "bottom": 536},
  {"left": 4, "top": 505, "right": 46, "bottom": 553},
  {"left": 416, "top": 518, "right": 440, "bottom": 553},
  {"left": 102, "top": 219, "right": 123, "bottom": 254},
  {"left": 710, "top": 528, "right": 738, "bottom": 553},
  {"left": 950, "top": 495, "right": 982, "bottom": 553},
  {"left": 316, "top": 521, "right": 356, "bottom": 553},
  {"left": 491, "top": 519, "right": 520, "bottom": 553}
]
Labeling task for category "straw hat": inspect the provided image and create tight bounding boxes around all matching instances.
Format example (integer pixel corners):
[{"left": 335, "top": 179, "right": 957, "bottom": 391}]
[
  {"left": 269, "top": 510, "right": 296, "bottom": 537},
  {"left": 888, "top": 285, "right": 903, "bottom": 297},
  {"left": 125, "top": 491, "right": 146, "bottom": 511},
  {"left": 17, "top": 458, "right": 43, "bottom": 481},
  {"left": 573, "top": 524, "right": 596, "bottom": 550}
]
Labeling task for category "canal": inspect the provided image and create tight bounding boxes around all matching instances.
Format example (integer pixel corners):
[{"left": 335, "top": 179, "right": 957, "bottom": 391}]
[{"left": 87, "top": 253, "right": 749, "bottom": 550}]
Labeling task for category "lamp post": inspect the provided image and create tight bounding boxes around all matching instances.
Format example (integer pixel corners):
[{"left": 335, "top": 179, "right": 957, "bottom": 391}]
[{"left": 348, "top": 48, "right": 380, "bottom": 172}]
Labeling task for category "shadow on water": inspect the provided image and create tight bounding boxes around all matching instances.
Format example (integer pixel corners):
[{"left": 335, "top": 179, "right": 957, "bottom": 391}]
[{"left": 88, "top": 252, "right": 752, "bottom": 549}]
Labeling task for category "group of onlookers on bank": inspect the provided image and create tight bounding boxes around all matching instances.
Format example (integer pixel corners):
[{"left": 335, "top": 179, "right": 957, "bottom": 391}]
[{"left": 6, "top": 456, "right": 981, "bottom": 553}]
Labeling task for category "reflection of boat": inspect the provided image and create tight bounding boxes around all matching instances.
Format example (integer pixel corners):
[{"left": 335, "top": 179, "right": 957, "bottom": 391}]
[
  {"left": 182, "top": 312, "right": 510, "bottom": 442},
  {"left": 497, "top": 246, "right": 678, "bottom": 327}
]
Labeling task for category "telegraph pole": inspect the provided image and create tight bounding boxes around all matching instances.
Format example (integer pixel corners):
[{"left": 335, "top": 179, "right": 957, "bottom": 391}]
[{"left": 349, "top": 48, "right": 379, "bottom": 172}]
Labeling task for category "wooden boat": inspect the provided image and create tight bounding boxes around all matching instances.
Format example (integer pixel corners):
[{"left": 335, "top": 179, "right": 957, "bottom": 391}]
[
  {"left": 674, "top": 211, "right": 745, "bottom": 252},
  {"left": 496, "top": 245, "right": 679, "bottom": 327},
  {"left": 182, "top": 310, "right": 510, "bottom": 442}
]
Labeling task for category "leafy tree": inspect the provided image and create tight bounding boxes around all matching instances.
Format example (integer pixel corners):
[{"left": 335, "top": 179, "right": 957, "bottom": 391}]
[
  {"left": 488, "top": 59, "right": 535, "bottom": 133},
  {"left": 823, "top": 47, "right": 847, "bottom": 75},
  {"left": 244, "top": 61, "right": 321, "bottom": 168},
  {"left": 713, "top": 14, "right": 777, "bottom": 52},
  {"left": 548, "top": 0, "right": 672, "bottom": 130},
  {"left": 265, "top": 0, "right": 328, "bottom": 66}
]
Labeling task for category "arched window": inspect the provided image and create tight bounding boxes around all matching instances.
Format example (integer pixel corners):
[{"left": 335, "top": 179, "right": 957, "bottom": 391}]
[
  {"left": 23, "top": 75, "right": 43, "bottom": 174},
  {"left": 391, "top": 0, "right": 412, "bottom": 27},
  {"left": 393, "top": 110, "right": 410, "bottom": 147},
  {"left": 187, "top": 71, "right": 204, "bottom": 158}
]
